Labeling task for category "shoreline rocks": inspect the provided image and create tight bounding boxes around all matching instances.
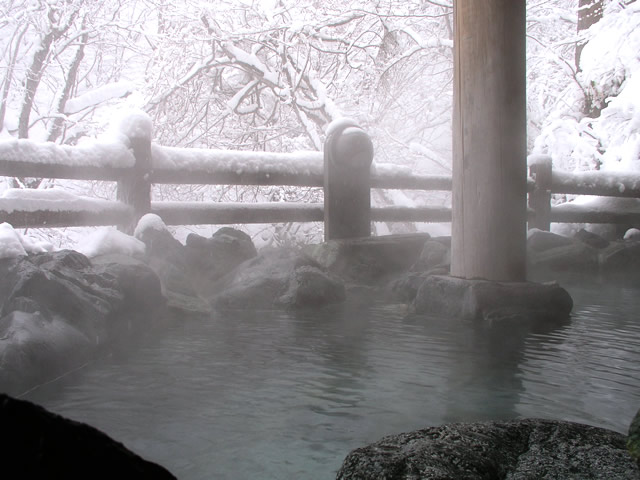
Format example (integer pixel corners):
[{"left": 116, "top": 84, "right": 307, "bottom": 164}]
[
  {"left": 0, "top": 250, "right": 166, "bottom": 395},
  {"left": 337, "top": 418, "right": 640, "bottom": 480},
  {"left": 412, "top": 275, "right": 573, "bottom": 323}
]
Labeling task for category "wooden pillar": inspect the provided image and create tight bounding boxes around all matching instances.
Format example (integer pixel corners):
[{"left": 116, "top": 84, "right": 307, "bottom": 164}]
[
  {"left": 117, "top": 112, "right": 152, "bottom": 234},
  {"left": 324, "top": 119, "right": 374, "bottom": 241},
  {"left": 451, "top": 0, "right": 527, "bottom": 281}
]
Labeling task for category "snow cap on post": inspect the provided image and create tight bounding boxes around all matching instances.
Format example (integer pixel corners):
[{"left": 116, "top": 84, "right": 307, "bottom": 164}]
[
  {"left": 115, "top": 109, "right": 153, "bottom": 234},
  {"left": 117, "top": 109, "right": 152, "bottom": 141}
]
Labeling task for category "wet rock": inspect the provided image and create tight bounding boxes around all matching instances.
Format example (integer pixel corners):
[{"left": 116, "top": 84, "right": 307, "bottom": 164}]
[
  {"left": 629, "top": 408, "right": 640, "bottom": 468},
  {"left": 411, "top": 238, "right": 450, "bottom": 272},
  {"left": 0, "top": 250, "right": 166, "bottom": 395},
  {"left": 387, "top": 272, "right": 433, "bottom": 303},
  {"left": 185, "top": 227, "right": 257, "bottom": 285},
  {"left": 0, "top": 393, "right": 176, "bottom": 479},
  {"left": 413, "top": 275, "right": 573, "bottom": 323},
  {"left": 137, "top": 227, "right": 196, "bottom": 297},
  {"left": 336, "top": 418, "right": 639, "bottom": 480},
  {"left": 306, "top": 233, "right": 431, "bottom": 285},
  {"left": 0, "top": 311, "right": 92, "bottom": 394},
  {"left": 527, "top": 242, "right": 600, "bottom": 273},
  {"left": 527, "top": 229, "right": 576, "bottom": 252},
  {"left": 91, "top": 254, "right": 165, "bottom": 314},
  {"left": 211, "top": 248, "right": 345, "bottom": 309},
  {"left": 600, "top": 240, "right": 640, "bottom": 272},
  {"left": 574, "top": 228, "right": 610, "bottom": 249},
  {"left": 0, "top": 250, "right": 123, "bottom": 341}
]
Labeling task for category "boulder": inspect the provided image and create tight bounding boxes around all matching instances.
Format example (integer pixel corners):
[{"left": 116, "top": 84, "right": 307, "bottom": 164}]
[
  {"left": 185, "top": 227, "right": 257, "bottom": 287},
  {"left": 0, "top": 311, "right": 92, "bottom": 394},
  {"left": 136, "top": 226, "right": 259, "bottom": 317},
  {"left": 387, "top": 272, "right": 433, "bottom": 303},
  {"left": 411, "top": 238, "right": 450, "bottom": 273},
  {"left": 90, "top": 254, "right": 165, "bottom": 315},
  {"left": 574, "top": 228, "right": 610, "bottom": 249},
  {"left": 527, "top": 229, "right": 576, "bottom": 252},
  {"left": 526, "top": 230, "right": 601, "bottom": 273},
  {"left": 211, "top": 248, "right": 345, "bottom": 309},
  {"left": 527, "top": 242, "right": 599, "bottom": 274},
  {"left": 0, "top": 394, "right": 176, "bottom": 479},
  {"left": 136, "top": 226, "right": 210, "bottom": 316},
  {"left": 137, "top": 227, "right": 196, "bottom": 296},
  {"left": 306, "top": 233, "right": 432, "bottom": 285},
  {"left": 0, "top": 250, "right": 166, "bottom": 395},
  {"left": 413, "top": 275, "right": 573, "bottom": 323},
  {"left": 336, "top": 418, "right": 640, "bottom": 480},
  {"left": 600, "top": 240, "right": 640, "bottom": 273},
  {"left": 629, "top": 408, "right": 640, "bottom": 468},
  {"left": 0, "top": 250, "right": 123, "bottom": 341}
]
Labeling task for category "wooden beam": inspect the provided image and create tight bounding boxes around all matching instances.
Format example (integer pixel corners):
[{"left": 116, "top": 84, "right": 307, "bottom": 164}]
[{"left": 451, "top": 0, "right": 527, "bottom": 281}]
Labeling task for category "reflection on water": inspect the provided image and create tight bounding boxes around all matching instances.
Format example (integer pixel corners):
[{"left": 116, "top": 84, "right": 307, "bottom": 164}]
[{"left": 22, "top": 282, "right": 640, "bottom": 480}]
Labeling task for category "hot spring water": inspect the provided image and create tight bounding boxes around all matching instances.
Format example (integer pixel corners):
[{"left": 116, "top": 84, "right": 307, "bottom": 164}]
[{"left": 22, "top": 280, "right": 640, "bottom": 479}]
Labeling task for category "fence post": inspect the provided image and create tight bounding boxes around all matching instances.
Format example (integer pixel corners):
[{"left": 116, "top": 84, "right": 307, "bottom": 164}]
[
  {"left": 529, "top": 156, "right": 552, "bottom": 231},
  {"left": 117, "top": 111, "right": 152, "bottom": 234},
  {"left": 324, "top": 119, "right": 374, "bottom": 241}
]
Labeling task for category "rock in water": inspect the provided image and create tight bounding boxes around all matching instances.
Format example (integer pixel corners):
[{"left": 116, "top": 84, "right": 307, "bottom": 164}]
[
  {"left": 630, "top": 408, "right": 640, "bottom": 468},
  {"left": 0, "top": 394, "right": 176, "bottom": 479},
  {"left": 337, "top": 419, "right": 640, "bottom": 480},
  {"left": 211, "top": 248, "right": 345, "bottom": 309}
]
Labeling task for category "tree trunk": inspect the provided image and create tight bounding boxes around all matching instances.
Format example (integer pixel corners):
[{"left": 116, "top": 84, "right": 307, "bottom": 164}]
[
  {"left": 0, "top": 26, "right": 28, "bottom": 132},
  {"left": 18, "top": 31, "right": 55, "bottom": 139},
  {"left": 47, "top": 30, "right": 88, "bottom": 143},
  {"left": 575, "top": 0, "right": 603, "bottom": 70}
]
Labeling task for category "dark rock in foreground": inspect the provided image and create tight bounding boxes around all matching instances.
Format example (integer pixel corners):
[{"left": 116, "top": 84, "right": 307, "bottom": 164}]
[
  {"left": 413, "top": 275, "right": 573, "bottom": 323},
  {"left": 0, "top": 394, "right": 175, "bottom": 479},
  {"left": 337, "top": 418, "right": 640, "bottom": 480},
  {"left": 630, "top": 408, "right": 640, "bottom": 468}
]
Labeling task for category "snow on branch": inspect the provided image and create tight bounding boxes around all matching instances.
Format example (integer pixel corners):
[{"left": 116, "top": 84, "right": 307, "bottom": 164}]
[
  {"left": 65, "top": 82, "right": 135, "bottom": 115},
  {"left": 222, "top": 42, "right": 281, "bottom": 89}
]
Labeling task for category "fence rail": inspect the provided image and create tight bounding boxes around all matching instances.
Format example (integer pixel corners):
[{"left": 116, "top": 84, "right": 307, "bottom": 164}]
[{"left": 1, "top": 115, "right": 638, "bottom": 237}]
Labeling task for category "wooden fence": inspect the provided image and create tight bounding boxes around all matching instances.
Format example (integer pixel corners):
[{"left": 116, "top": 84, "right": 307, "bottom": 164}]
[{"left": 0, "top": 115, "right": 639, "bottom": 238}]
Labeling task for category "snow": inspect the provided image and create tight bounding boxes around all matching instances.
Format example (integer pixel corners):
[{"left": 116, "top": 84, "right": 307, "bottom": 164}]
[
  {"left": 65, "top": 81, "right": 135, "bottom": 115},
  {"left": 527, "top": 154, "right": 552, "bottom": 167},
  {"left": 553, "top": 195, "right": 640, "bottom": 214},
  {"left": 0, "top": 188, "right": 131, "bottom": 214},
  {"left": 533, "top": 3, "right": 640, "bottom": 174},
  {"left": 552, "top": 169, "right": 640, "bottom": 196},
  {"left": 116, "top": 109, "right": 152, "bottom": 140},
  {"left": 223, "top": 42, "right": 280, "bottom": 87},
  {"left": 76, "top": 227, "right": 145, "bottom": 258},
  {"left": 133, "top": 213, "right": 168, "bottom": 239},
  {"left": 326, "top": 118, "right": 359, "bottom": 136},
  {"left": 0, "top": 222, "right": 53, "bottom": 259},
  {"left": 0, "top": 222, "right": 27, "bottom": 259},
  {"left": 0, "top": 137, "right": 134, "bottom": 168},
  {"left": 624, "top": 228, "right": 640, "bottom": 240},
  {"left": 152, "top": 144, "right": 324, "bottom": 176}
]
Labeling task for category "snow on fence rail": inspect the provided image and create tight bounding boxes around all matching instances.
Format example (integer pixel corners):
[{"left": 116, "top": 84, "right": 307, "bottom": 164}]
[
  {"left": 528, "top": 156, "right": 640, "bottom": 230},
  {"left": 0, "top": 115, "right": 638, "bottom": 236}
]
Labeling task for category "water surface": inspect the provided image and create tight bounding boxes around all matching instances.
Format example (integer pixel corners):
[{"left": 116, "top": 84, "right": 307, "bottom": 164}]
[{"left": 23, "top": 280, "right": 640, "bottom": 479}]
